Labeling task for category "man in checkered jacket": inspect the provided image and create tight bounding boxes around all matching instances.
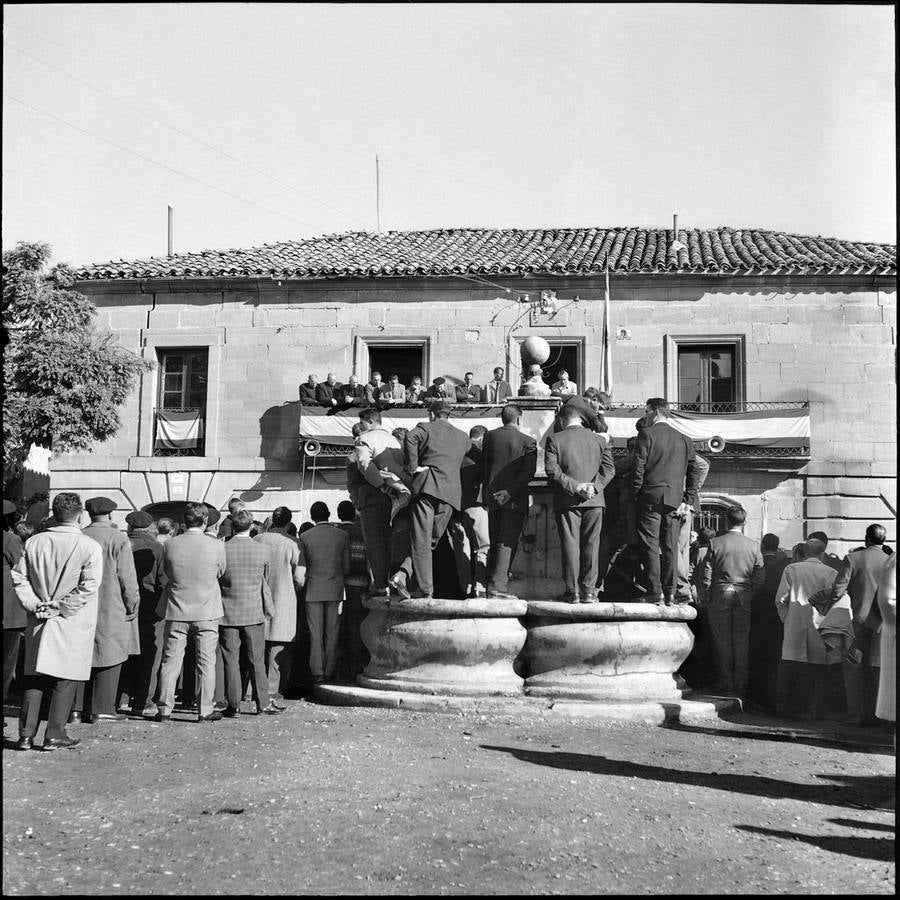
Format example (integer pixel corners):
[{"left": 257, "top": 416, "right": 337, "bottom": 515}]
[{"left": 219, "top": 509, "right": 281, "bottom": 717}]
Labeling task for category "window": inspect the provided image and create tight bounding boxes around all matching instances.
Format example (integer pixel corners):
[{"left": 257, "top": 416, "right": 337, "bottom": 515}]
[
  {"left": 514, "top": 337, "right": 585, "bottom": 392},
  {"left": 678, "top": 344, "right": 736, "bottom": 411},
  {"left": 367, "top": 345, "right": 425, "bottom": 389},
  {"left": 154, "top": 348, "right": 208, "bottom": 456},
  {"left": 696, "top": 502, "right": 732, "bottom": 536},
  {"left": 666, "top": 334, "right": 745, "bottom": 411}
]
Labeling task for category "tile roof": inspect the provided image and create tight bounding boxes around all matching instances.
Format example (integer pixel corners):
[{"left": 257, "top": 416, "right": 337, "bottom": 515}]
[{"left": 74, "top": 227, "right": 897, "bottom": 281}]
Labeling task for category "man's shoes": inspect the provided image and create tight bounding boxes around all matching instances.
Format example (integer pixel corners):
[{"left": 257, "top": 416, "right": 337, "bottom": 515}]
[
  {"left": 411, "top": 591, "right": 434, "bottom": 600},
  {"left": 198, "top": 710, "right": 223, "bottom": 722},
  {"left": 42, "top": 736, "right": 80, "bottom": 751},
  {"left": 260, "top": 703, "right": 283, "bottom": 716},
  {"left": 673, "top": 594, "right": 692, "bottom": 605},
  {"left": 16, "top": 736, "right": 33, "bottom": 751},
  {"left": 91, "top": 713, "right": 127, "bottom": 722},
  {"left": 153, "top": 712, "right": 171, "bottom": 723},
  {"left": 67, "top": 710, "right": 82, "bottom": 725},
  {"left": 222, "top": 707, "right": 240, "bottom": 718},
  {"left": 388, "top": 574, "right": 411, "bottom": 599},
  {"left": 269, "top": 700, "right": 287, "bottom": 711},
  {"left": 580, "top": 591, "right": 599, "bottom": 604},
  {"left": 556, "top": 593, "right": 580, "bottom": 604},
  {"left": 486, "top": 590, "right": 518, "bottom": 600},
  {"left": 368, "top": 587, "right": 390, "bottom": 600}
]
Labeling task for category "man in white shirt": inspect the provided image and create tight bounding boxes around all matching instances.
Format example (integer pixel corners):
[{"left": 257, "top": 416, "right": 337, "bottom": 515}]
[{"left": 551, "top": 370, "right": 578, "bottom": 397}]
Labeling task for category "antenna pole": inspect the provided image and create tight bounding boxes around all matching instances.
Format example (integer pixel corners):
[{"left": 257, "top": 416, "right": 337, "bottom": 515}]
[
  {"left": 375, "top": 155, "right": 381, "bottom": 232},
  {"left": 167, "top": 204, "right": 174, "bottom": 257}
]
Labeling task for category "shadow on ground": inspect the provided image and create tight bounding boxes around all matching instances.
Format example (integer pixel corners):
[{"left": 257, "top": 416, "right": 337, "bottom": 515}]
[
  {"left": 736, "top": 825, "right": 895, "bottom": 862},
  {"left": 480, "top": 745, "right": 896, "bottom": 811}
]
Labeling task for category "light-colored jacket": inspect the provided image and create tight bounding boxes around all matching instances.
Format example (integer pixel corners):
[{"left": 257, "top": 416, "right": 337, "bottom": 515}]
[
  {"left": 775, "top": 558, "right": 842, "bottom": 664},
  {"left": 159, "top": 529, "right": 226, "bottom": 622},
  {"left": 12, "top": 525, "right": 102, "bottom": 681},
  {"left": 876, "top": 553, "right": 896, "bottom": 722},
  {"left": 254, "top": 530, "right": 305, "bottom": 641}
]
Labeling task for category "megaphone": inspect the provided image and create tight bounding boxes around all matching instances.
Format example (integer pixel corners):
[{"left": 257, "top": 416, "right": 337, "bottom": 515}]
[
  {"left": 706, "top": 435, "right": 725, "bottom": 453},
  {"left": 303, "top": 439, "right": 321, "bottom": 457}
]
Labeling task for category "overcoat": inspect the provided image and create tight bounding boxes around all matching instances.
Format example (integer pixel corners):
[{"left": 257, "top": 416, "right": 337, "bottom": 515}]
[
  {"left": 83, "top": 521, "right": 141, "bottom": 666},
  {"left": 254, "top": 530, "right": 304, "bottom": 641}
]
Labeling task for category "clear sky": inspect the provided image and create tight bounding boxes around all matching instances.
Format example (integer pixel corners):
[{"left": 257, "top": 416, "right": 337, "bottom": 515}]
[{"left": 3, "top": 3, "right": 896, "bottom": 269}]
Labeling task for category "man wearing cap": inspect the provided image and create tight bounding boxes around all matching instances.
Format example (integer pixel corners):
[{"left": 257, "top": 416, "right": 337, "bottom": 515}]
[
  {"left": 217, "top": 499, "right": 245, "bottom": 541},
  {"left": 3, "top": 499, "right": 27, "bottom": 723},
  {"left": 204, "top": 505, "right": 222, "bottom": 539},
  {"left": 12, "top": 492, "right": 102, "bottom": 751},
  {"left": 404, "top": 399, "right": 472, "bottom": 599},
  {"left": 80, "top": 497, "right": 140, "bottom": 723},
  {"left": 155, "top": 502, "right": 227, "bottom": 722},
  {"left": 122, "top": 511, "right": 167, "bottom": 718}
]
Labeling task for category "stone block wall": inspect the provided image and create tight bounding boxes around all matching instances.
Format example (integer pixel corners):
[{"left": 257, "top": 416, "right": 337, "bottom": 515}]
[{"left": 51, "top": 272, "right": 895, "bottom": 555}]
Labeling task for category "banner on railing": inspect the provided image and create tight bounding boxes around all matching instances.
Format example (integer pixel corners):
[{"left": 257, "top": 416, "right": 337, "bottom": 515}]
[
  {"left": 299, "top": 404, "right": 810, "bottom": 449},
  {"left": 155, "top": 410, "right": 204, "bottom": 449}
]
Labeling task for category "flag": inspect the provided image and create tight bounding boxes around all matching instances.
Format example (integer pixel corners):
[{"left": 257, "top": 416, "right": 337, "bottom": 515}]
[{"left": 600, "top": 262, "right": 612, "bottom": 394}]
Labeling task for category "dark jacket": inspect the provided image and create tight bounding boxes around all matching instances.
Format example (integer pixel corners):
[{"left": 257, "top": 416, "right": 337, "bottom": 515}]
[
  {"left": 336, "top": 383, "right": 366, "bottom": 405},
  {"left": 702, "top": 530, "right": 765, "bottom": 591},
  {"left": 545, "top": 425, "right": 615, "bottom": 511},
  {"left": 315, "top": 381, "right": 342, "bottom": 405},
  {"left": 299, "top": 382, "right": 318, "bottom": 404},
  {"left": 553, "top": 395, "right": 604, "bottom": 433},
  {"left": 455, "top": 383, "right": 482, "bottom": 403},
  {"left": 3, "top": 530, "right": 26, "bottom": 629},
  {"left": 404, "top": 419, "right": 471, "bottom": 510},
  {"left": 129, "top": 532, "right": 166, "bottom": 621},
  {"left": 482, "top": 425, "right": 538, "bottom": 513},
  {"left": 459, "top": 445, "right": 484, "bottom": 509},
  {"left": 830, "top": 544, "right": 889, "bottom": 625},
  {"left": 632, "top": 420, "right": 699, "bottom": 508}
]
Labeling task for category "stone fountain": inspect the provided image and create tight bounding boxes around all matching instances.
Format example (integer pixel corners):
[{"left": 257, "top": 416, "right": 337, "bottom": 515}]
[{"left": 316, "top": 340, "right": 728, "bottom": 722}]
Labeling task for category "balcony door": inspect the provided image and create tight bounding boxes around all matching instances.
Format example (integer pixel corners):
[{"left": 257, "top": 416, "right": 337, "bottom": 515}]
[{"left": 155, "top": 348, "right": 208, "bottom": 455}]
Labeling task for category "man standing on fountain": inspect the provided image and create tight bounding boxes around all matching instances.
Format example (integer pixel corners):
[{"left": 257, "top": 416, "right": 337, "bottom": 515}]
[
  {"left": 545, "top": 403, "right": 615, "bottom": 603},
  {"left": 404, "top": 399, "right": 471, "bottom": 600},
  {"left": 632, "top": 398, "right": 701, "bottom": 606}
]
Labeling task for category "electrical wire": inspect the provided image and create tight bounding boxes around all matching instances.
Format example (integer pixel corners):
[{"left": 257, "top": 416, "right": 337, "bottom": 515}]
[
  {"left": 5, "top": 41, "right": 368, "bottom": 230},
  {"left": 5, "top": 93, "right": 325, "bottom": 231}
]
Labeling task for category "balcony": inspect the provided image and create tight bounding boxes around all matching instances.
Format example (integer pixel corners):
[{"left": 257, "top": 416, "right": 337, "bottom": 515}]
[{"left": 153, "top": 407, "right": 206, "bottom": 457}]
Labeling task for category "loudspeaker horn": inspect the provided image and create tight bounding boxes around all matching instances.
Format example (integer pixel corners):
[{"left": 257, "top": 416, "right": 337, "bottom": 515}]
[
  {"left": 706, "top": 435, "right": 726, "bottom": 453},
  {"left": 303, "top": 439, "right": 321, "bottom": 457}
]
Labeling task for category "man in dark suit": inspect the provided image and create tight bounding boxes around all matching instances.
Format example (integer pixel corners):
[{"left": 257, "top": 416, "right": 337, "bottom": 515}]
[
  {"left": 299, "top": 374, "right": 319, "bottom": 404},
  {"left": 315, "top": 372, "right": 342, "bottom": 406},
  {"left": 3, "top": 500, "right": 26, "bottom": 722},
  {"left": 122, "top": 510, "right": 166, "bottom": 718},
  {"left": 482, "top": 367, "right": 513, "bottom": 404},
  {"left": 632, "top": 397, "right": 700, "bottom": 605},
  {"left": 545, "top": 404, "right": 615, "bottom": 603},
  {"left": 455, "top": 372, "right": 482, "bottom": 404},
  {"left": 337, "top": 375, "right": 366, "bottom": 405},
  {"left": 155, "top": 502, "right": 227, "bottom": 722},
  {"left": 424, "top": 377, "right": 450, "bottom": 400},
  {"left": 219, "top": 509, "right": 279, "bottom": 716},
  {"left": 482, "top": 405, "right": 537, "bottom": 599},
  {"left": 404, "top": 400, "right": 472, "bottom": 599},
  {"left": 554, "top": 388, "right": 607, "bottom": 434},
  {"left": 448, "top": 425, "right": 489, "bottom": 597}
]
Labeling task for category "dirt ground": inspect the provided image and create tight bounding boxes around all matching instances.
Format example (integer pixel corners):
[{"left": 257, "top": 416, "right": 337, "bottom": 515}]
[{"left": 2, "top": 702, "right": 895, "bottom": 895}]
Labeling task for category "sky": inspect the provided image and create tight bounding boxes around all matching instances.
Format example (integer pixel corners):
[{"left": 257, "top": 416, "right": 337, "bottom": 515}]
[{"left": 2, "top": 3, "right": 896, "bottom": 269}]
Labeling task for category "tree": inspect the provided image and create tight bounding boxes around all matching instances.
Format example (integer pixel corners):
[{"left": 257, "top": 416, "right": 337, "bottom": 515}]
[{"left": 2, "top": 241, "right": 152, "bottom": 490}]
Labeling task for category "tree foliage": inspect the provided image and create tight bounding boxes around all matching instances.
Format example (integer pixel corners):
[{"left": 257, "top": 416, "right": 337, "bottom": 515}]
[{"left": 2, "top": 241, "right": 153, "bottom": 488}]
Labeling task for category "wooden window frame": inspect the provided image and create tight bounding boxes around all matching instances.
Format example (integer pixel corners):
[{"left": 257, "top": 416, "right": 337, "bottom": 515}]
[{"left": 665, "top": 333, "right": 746, "bottom": 407}]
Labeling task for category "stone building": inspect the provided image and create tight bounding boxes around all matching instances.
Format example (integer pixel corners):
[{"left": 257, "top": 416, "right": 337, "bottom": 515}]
[{"left": 59, "top": 226, "right": 896, "bottom": 562}]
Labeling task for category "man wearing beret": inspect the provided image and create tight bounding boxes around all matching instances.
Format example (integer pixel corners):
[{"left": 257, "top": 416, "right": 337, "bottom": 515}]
[
  {"left": 3, "top": 499, "right": 27, "bottom": 726},
  {"left": 122, "top": 511, "right": 167, "bottom": 718},
  {"left": 79, "top": 497, "right": 140, "bottom": 723}
]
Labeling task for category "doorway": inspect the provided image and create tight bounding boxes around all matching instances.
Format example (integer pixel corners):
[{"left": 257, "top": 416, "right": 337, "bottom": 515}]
[{"left": 367, "top": 345, "right": 426, "bottom": 389}]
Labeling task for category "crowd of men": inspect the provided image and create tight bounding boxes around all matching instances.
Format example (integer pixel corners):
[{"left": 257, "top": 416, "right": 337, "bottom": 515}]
[
  {"left": 2, "top": 390, "right": 895, "bottom": 750},
  {"left": 298, "top": 365, "right": 581, "bottom": 406}
]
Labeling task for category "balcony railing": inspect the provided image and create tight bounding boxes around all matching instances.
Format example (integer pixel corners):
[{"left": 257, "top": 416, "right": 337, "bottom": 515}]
[{"left": 153, "top": 406, "right": 206, "bottom": 457}]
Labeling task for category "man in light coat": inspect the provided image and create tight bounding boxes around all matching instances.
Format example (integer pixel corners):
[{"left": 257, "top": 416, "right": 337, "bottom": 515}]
[
  {"left": 254, "top": 506, "right": 305, "bottom": 705},
  {"left": 12, "top": 492, "right": 102, "bottom": 751},
  {"left": 299, "top": 502, "right": 349, "bottom": 683},
  {"left": 81, "top": 496, "right": 140, "bottom": 723},
  {"left": 155, "top": 502, "right": 227, "bottom": 722},
  {"left": 775, "top": 537, "right": 847, "bottom": 719}
]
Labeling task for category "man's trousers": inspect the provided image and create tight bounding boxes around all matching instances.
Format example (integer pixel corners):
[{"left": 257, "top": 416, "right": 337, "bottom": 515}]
[
  {"left": 358, "top": 498, "right": 393, "bottom": 592},
  {"left": 123, "top": 617, "right": 165, "bottom": 713},
  {"left": 448, "top": 505, "right": 489, "bottom": 595},
  {"left": 265, "top": 640, "right": 295, "bottom": 701},
  {"left": 156, "top": 620, "right": 219, "bottom": 717},
  {"left": 555, "top": 507, "right": 604, "bottom": 597},
  {"left": 219, "top": 624, "right": 268, "bottom": 711},
  {"left": 485, "top": 508, "right": 526, "bottom": 594},
  {"left": 706, "top": 584, "right": 752, "bottom": 692},
  {"left": 19, "top": 674, "right": 77, "bottom": 740},
  {"left": 636, "top": 496, "right": 683, "bottom": 601},
  {"left": 305, "top": 602, "right": 341, "bottom": 680},
  {"left": 2, "top": 627, "right": 24, "bottom": 706},
  {"left": 410, "top": 495, "right": 454, "bottom": 597}
]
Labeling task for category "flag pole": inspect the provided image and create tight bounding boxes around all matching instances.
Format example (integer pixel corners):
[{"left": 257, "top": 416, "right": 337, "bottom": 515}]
[{"left": 603, "top": 255, "right": 612, "bottom": 396}]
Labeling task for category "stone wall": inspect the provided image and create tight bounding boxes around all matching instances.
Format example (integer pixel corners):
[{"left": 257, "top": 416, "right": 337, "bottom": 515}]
[{"left": 53, "top": 273, "right": 896, "bottom": 555}]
